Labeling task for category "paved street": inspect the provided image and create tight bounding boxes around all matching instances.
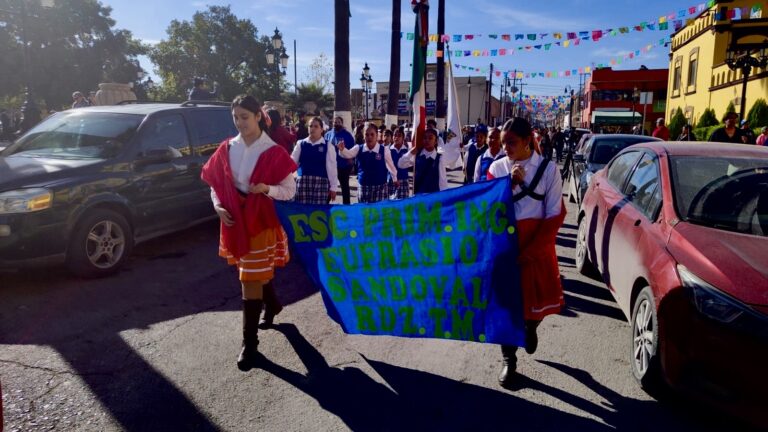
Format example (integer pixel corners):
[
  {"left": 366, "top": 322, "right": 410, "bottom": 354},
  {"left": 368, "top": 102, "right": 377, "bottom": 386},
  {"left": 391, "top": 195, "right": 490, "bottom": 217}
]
[{"left": 0, "top": 168, "right": 751, "bottom": 432}]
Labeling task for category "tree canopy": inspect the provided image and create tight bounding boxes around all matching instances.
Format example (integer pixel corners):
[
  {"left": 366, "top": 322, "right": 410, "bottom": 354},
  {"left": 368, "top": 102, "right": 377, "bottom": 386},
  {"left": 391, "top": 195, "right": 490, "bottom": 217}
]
[
  {"left": 0, "top": 0, "right": 147, "bottom": 109},
  {"left": 149, "top": 6, "right": 283, "bottom": 102}
]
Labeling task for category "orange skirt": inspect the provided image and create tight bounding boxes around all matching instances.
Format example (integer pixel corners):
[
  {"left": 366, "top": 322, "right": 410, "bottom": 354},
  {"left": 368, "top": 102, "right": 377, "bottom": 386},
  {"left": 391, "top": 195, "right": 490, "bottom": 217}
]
[{"left": 219, "top": 227, "right": 290, "bottom": 282}]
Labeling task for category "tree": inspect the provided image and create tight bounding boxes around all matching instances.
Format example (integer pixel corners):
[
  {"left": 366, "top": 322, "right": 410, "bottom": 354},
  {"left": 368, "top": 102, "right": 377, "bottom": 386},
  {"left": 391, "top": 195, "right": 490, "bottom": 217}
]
[
  {"left": 697, "top": 108, "right": 718, "bottom": 128},
  {"left": 722, "top": 101, "right": 736, "bottom": 121},
  {"left": 149, "top": 6, "right": 279, "bottom": 102},
  {"left": 668, "top": 107, "right": 687, "bottom": 139},
  {"left": 0, "top": 0, "right": 147, "bottom": 110},
  {"left": 747, "top": 98, "right": 768, "bottom": 128},
  {"left": 304, "top": 53, "right": 334, "bottom": 94}
]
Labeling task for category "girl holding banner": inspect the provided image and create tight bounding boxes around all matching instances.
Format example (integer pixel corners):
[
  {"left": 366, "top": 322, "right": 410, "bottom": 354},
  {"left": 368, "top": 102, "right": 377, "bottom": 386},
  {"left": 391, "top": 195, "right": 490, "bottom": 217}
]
[
  {"left": 487, "top": 117, "right": 566, "bottom": 387},
  {"left": 290, "top": 116, "right": 339, "bottom": 204},
  {"left": 201, "top": 95, "right": 298, "bottom": 372},
  {"left": 337, "top": 123, "right": 399, "bottom": 203},
  {"left": 397, "top": 128, "right": 448, "bottom": 194},
  {"left": 473, "top": 127, "right": 505, "bottom": 182},
  {"left": 389, "top": 126, "right": 411, "bottom": 199}
]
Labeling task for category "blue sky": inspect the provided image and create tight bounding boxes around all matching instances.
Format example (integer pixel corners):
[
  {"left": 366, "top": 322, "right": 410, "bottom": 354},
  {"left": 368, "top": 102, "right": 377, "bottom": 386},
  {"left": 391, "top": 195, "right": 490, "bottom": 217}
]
[{"left": 104, "top": 0, "right": 700, "bottom": 97}]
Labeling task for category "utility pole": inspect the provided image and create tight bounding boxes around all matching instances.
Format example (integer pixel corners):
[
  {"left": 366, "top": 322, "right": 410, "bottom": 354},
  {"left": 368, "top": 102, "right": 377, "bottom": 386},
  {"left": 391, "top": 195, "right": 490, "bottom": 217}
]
[
  {"left": 486, "top": 63, "right": 494, "bottom": 125},
  {"left": 293, "top": 40, "right": 298, "bottom": 95},
  {"left": 385, "top": 0, "right": 401, "bottom": 127},
  {"left": 333, "top": 0, "right": 351, "bottom": 127}
]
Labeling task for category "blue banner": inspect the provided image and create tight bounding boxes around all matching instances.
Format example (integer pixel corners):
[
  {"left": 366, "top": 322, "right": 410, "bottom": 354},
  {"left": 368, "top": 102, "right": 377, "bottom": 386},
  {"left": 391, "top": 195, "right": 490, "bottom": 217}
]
[{"left": 275, "top": 178, "right": 525, "bottom": 346}]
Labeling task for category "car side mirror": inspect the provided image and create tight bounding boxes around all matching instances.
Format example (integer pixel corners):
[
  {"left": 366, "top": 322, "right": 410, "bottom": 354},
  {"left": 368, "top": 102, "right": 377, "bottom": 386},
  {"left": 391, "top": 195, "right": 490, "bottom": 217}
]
[
  {"left": 573, "top": 154, "right": 585, "bottom": 163},
  {"left": 135, "top": 148, "right": 174, "bottom": 167}
]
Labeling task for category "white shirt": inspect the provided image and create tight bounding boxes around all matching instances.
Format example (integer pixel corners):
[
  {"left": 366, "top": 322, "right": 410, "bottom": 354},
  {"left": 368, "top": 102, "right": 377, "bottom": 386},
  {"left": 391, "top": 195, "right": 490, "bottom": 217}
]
[
  {"left": 210, "top": 133, "right": 297, "bottom": 206},
  {"left": 338, "top": 142, "right": 398, "bottom": 180},
  {"left": 290, "top": 136, "right": 340, "bottom": 190},
  {"left": 487, "top": 152, "right": 562, "bottom": 220},
  {"left": 397, "top": 148, "right": 449, "bottom": 191},
  {"left": 473, "top": 148, "right": 505, "bottom": 183}
]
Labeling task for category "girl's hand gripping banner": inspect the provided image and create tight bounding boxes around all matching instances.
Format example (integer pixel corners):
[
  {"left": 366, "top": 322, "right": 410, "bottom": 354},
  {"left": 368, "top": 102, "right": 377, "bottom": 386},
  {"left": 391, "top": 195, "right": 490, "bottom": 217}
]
[{"left": 275, "top": 177, "right": 525, "bottom": 346}]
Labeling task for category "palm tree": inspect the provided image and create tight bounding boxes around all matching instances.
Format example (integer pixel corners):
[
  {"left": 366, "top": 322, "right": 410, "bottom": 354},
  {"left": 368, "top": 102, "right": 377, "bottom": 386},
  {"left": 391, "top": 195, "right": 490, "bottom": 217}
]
[
  {"left": 334, "top": 0, "right": 351, "bottom": 126},
  {"left": 285, "top": 83, "right": 334, "bottom": 116},
  {"left": 385, "top": 0, "right": 401, "bottom": 127}
]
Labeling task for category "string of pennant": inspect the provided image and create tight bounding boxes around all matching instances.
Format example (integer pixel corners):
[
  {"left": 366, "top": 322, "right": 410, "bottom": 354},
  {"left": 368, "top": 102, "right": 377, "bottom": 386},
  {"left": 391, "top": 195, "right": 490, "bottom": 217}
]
[
  {"left": 450, "top": 39, "right": 670, "bottom": 80},
  {"left": 401, "top": 2, "right": 763, "bottom": 43}
]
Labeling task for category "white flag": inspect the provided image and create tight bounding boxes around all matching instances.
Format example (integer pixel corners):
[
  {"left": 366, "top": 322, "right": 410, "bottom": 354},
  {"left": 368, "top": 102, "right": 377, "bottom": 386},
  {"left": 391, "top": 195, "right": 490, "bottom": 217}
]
[{"left": 443, "top": 59, "right": 464, "bottom": 169}]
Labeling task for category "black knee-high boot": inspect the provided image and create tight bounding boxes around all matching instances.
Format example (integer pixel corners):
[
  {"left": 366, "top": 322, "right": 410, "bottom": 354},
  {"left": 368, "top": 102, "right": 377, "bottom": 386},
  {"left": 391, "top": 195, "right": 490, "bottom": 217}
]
[
  {"left": 524, "top": 320, "right": 541, "bottom": 355},
  {"left": 498, "top": 345, "right": 518, "bottom": 387},
  {"left": 259, "top": 281, "right": 283, "bottom": 329},
  {"left": 237, "top": 299, "right": 263, "bottom": 371}
]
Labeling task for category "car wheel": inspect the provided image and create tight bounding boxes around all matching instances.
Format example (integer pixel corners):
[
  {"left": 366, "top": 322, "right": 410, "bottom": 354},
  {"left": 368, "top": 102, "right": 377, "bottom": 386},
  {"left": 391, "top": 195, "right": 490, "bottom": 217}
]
[
  {"left": 575, "top": 216, "right": 598, "bottom": 277},
  {"left": 630, "top": 286, "right": 663, "bottom": 391},
  {"left": 66, "top": 209, "right": 133, "bottom": 278}
]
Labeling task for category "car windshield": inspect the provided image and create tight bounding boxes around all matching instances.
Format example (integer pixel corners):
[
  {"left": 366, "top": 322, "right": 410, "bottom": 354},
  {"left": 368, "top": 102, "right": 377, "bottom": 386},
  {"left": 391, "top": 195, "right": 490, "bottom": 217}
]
[
  {"left": 4, "top": 112, "right": 143, "bottom": 159},
  {"left": 591, "top": 138, "right": 648, "bottom": 164},
  {"left": 670, "top": 156, "right": 768, "bottom": 237}
]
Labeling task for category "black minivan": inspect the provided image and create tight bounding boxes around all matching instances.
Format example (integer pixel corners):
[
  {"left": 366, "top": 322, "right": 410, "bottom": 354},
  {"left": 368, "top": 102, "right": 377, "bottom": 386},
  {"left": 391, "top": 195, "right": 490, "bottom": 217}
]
[{"left": 0, "top": 102, "right": 237, "bottom": 277}]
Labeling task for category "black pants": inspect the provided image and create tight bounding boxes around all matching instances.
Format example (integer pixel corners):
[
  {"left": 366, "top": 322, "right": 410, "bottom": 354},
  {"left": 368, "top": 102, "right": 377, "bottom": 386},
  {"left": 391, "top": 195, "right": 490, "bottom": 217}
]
[{"left": 338, "top": 165, "right": 353, "bottom": 205}]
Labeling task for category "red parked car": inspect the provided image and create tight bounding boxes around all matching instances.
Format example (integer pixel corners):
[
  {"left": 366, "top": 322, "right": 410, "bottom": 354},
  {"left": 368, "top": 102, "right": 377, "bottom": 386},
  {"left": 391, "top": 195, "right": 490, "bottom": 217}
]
[{"left": 575, "top": 142, "right": 768, "bottom": 426}]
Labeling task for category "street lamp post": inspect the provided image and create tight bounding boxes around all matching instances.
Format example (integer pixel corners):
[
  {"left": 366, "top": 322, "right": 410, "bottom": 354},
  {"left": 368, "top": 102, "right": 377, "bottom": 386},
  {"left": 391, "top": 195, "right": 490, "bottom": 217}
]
[
  {"left": 360, "top": 62, "right": 373, "bottom": 120},
  {"left": 725, "top": 48, "right": 768, "bottom": 121},
  {"left": 564, "top": 86, "right": 575, "bottom": 129},
  {"left": 266, "top": 28, "right": 289, "bottom": 100},
  {"left": 632, "top": 86, "right": 640, "bottom": 133}
]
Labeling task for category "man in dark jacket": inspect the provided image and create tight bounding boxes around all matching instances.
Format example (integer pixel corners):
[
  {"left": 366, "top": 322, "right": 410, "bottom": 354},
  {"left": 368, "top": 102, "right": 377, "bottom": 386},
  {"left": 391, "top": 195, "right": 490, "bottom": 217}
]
[
  {"left": 325, "top": 116, "right": 356, "bottom": 204},
  {"left": 188, "top": 78, "right": 218, "bottom": 101}
]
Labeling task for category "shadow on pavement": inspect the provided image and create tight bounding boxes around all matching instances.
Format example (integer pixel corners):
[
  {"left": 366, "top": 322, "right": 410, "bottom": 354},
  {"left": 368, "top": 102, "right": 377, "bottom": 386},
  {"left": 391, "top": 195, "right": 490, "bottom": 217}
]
[
  {"left": 263, "top": 323, "right": 613, "bottom": 432},
  {"left": 536, "top": 360, "right": 731, "bottom": 432},
  {"left": 562, "top": 292, "right": 626, "bottom": 322},
  {"left": 0, "top": 265, "right": 241, "bottom": 431}
]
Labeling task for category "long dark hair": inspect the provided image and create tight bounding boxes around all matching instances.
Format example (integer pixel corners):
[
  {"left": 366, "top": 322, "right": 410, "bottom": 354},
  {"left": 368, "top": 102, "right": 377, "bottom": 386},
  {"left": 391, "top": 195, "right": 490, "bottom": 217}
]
[
  {"left": 501, "top": 117, "right": 533, "bottom": 150},
  {"left": 231, "top": 95, "right": 268, "bottom": 132},
  {"left": 266, "top": 108, "right": 283, "bottom": 133}
]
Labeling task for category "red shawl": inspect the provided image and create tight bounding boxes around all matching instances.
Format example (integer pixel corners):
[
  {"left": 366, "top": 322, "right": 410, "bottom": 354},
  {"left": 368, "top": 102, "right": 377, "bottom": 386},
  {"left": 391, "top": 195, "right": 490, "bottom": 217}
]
[{"left": 200, "top": 138, "right": 297, "bottom": 259}]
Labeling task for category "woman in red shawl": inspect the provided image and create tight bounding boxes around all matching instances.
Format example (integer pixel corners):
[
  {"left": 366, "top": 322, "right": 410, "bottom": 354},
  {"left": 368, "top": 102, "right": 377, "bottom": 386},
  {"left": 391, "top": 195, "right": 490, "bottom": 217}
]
[
  {"left": 201, "top": 95, "right": 297, "bottom": 371},
  {"left": 487, "top": 117, "right": 566, "bottom": 387}
]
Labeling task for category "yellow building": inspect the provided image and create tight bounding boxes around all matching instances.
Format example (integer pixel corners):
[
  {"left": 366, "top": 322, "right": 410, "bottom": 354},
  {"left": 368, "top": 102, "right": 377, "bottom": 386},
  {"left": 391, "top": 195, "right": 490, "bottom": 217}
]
[{"left": 666, "top": 0, "right": 767, "bottom": 125}]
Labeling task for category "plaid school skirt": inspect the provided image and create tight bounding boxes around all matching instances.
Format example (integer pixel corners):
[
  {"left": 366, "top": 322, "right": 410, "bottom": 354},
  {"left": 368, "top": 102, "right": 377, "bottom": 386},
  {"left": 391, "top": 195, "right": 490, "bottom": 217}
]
[
  {"left": 295, "top": 175, "right": 330, "bottom": 204},
  {"left": 359, "top": 183, "right": 388, "bottom": 203},
  {"left": 388, "top": 179, "right": 410, "bottom": 200},
  {"left": 219, "top": 227, "right": 290, "bottom": 282}
]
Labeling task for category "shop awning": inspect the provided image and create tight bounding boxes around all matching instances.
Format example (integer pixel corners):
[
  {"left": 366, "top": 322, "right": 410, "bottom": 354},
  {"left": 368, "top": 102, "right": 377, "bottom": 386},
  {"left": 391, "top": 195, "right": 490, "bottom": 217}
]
[{"left": 591, "top": 110, "right": 642, "bottom": 126}]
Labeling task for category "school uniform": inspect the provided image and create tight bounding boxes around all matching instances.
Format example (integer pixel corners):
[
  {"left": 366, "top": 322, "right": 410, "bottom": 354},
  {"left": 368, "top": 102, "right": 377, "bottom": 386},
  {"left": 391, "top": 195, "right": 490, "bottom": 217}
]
[
  {"left": 473, "top": 148, "right": 505, "bottom": 183},
  {"left": 464, "top": 140, "right": 488, "bottom": 184},
  {"left": 389, "top": 144, "right": 411, "bottom": 199},
  {"left": 397, "top": 148, "right": 448, "bottom": 194},
  {"left": 202, "top": 133, "right": 297, "bottom": 282},
  {"left": 290, "top": 137, "right": 339, "bottom": 204},
  {"left": 487, "top": 152, "right": 566, "bottom": 321},
  {"left": 339, "top": 143, "right": 398, "bottom": 203}
]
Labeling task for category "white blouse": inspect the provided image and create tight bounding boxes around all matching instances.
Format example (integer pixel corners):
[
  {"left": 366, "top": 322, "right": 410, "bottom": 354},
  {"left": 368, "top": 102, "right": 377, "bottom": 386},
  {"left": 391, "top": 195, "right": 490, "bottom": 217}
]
[
  {"left": 211, "top": 133, "right": 296, "bottom": 206},
  {"left": 487, "top": 152, "right": 562, "bottom": 220},
  {"left": 397, "top": 148, "right": 449, "bottom": 191},
  {"left": 290, "top": 136, "right": 340, "bottom": 190}
]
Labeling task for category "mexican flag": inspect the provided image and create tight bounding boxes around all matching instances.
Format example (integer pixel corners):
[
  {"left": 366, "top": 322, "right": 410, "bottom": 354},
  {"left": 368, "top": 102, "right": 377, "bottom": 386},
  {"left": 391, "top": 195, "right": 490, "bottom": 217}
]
[{"left": 409, "top": 0, "right": 429, "bottom": 150}]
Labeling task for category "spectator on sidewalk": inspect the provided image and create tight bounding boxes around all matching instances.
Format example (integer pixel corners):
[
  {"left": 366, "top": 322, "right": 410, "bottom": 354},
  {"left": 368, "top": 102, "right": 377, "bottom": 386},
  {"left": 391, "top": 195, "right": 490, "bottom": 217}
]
[
  {"left": 756, "top": 126, "right": 767, "bottom": 146},
  {"left": 677, "top": 124, "right": 696, "bottom": 141},
  {"left": 741, "top": 120, "right": 756, "bottom": 144},
  {"left": 709, "top": 112, "right": 744, "bottom": 144},
  {"left": 651, "top": 118, "right": 670, "bottom": 140},
  {"left": 188, "top": 78, "right": 218, "bottom": 101},
  {"left": 71, "top": 91, "right": 90, "bottom": 109}
]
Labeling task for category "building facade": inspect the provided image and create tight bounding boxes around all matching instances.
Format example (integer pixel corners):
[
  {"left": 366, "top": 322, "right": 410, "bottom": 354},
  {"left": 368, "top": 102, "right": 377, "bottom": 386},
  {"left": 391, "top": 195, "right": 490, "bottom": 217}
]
[
  {"left": 666, "top": 0, "right": 767, "bottom": 126},
  {"left": 580, "top": 67, "right": 669, "bottom": 133}
]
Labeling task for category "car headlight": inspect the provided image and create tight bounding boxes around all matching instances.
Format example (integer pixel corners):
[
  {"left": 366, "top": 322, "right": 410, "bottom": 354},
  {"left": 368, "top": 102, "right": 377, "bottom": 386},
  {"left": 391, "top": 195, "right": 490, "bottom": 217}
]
[
  {"left": 678, "top": 265, "right": 768, "bottom": 335},
  {"left": 0, "top": 188, "right": 53, "bottom": 214}
]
